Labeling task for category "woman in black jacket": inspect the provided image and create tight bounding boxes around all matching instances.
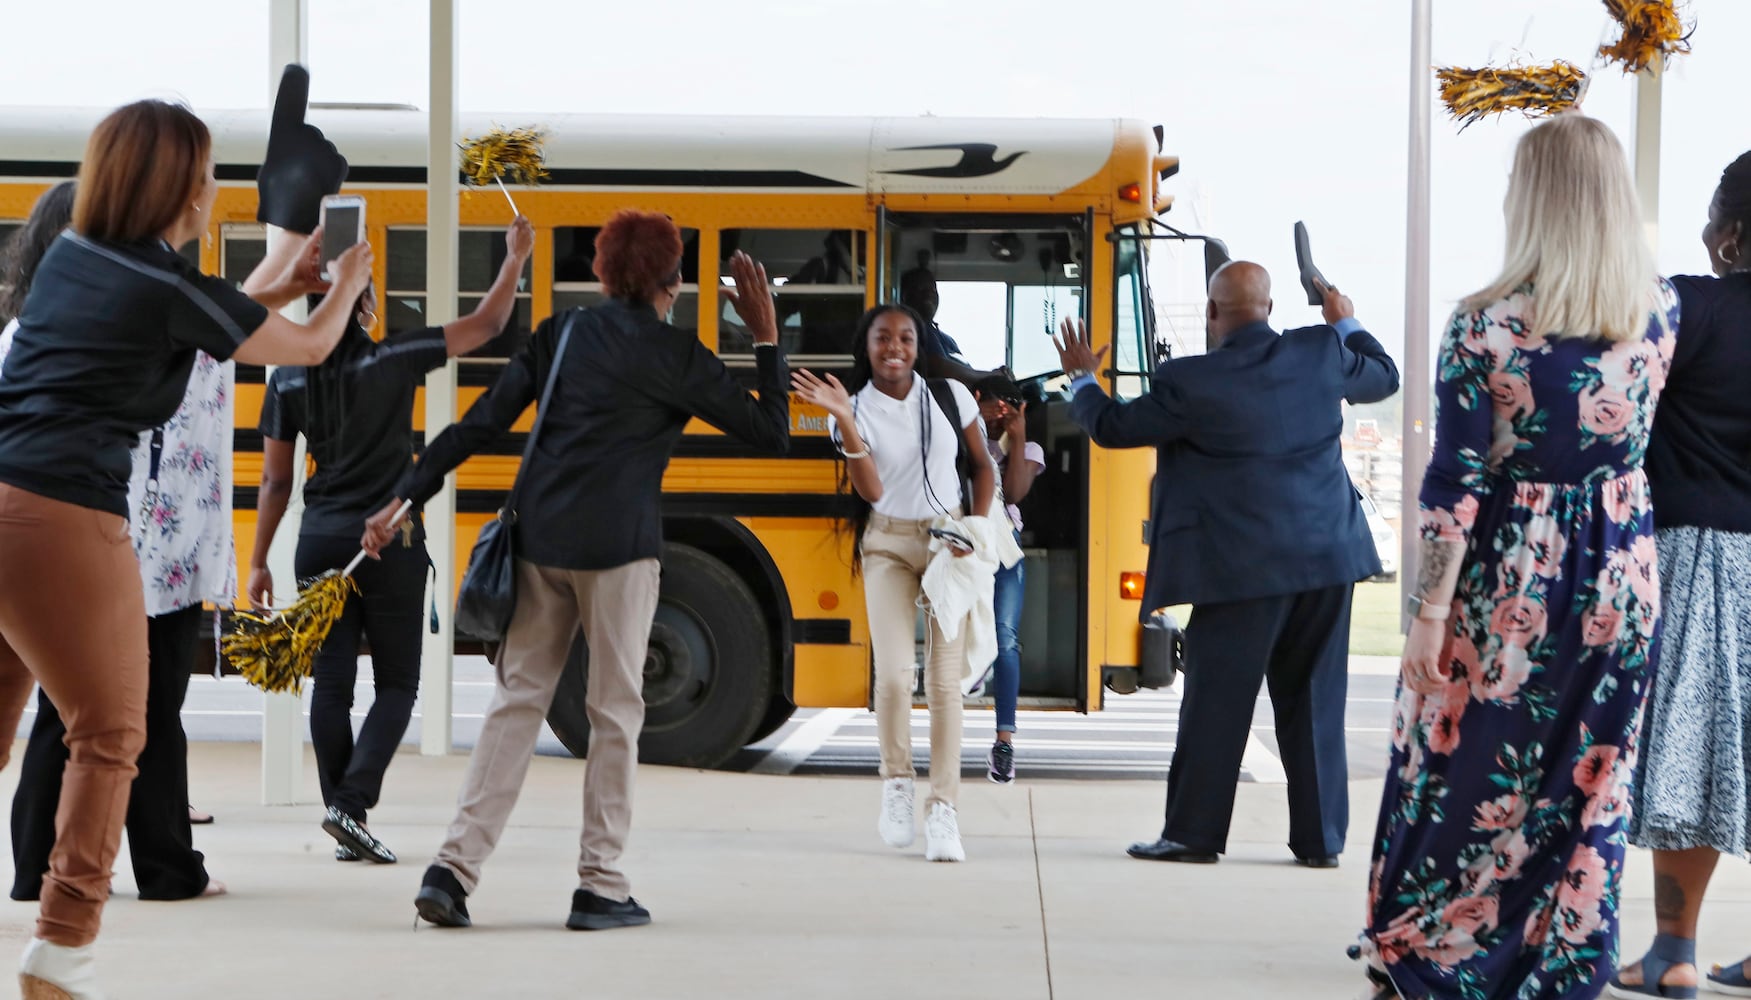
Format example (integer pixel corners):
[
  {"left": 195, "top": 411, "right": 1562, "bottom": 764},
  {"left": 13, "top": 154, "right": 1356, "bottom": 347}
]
[{"left": 363, "top": 209, "right": 788, "bottom": 932}]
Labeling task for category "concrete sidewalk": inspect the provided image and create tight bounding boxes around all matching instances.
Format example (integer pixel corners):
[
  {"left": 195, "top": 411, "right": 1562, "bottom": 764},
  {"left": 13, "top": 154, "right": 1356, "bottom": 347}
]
[{"left": 1, "top": 744, "right": 1750, "bottom": 999}]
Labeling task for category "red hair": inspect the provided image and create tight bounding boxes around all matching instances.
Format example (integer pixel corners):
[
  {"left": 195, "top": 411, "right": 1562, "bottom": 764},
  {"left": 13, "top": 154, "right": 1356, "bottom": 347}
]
[{"left": 593, "top": 210, "right": 683, "bottom": 304}]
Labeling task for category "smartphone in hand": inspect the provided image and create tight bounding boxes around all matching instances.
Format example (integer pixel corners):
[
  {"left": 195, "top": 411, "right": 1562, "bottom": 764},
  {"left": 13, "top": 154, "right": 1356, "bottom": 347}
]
[
  {"left": 929, "top": 527, "right": 975, "bottom": 554},
  {"left": 318, "top": 194, "right": 366, "bottom": 281}
]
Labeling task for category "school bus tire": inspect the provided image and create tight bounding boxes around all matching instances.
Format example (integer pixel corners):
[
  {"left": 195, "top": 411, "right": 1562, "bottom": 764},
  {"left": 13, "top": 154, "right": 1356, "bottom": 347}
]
[{"left": 545, "top": 544, "right": 774, "bottom": 769}]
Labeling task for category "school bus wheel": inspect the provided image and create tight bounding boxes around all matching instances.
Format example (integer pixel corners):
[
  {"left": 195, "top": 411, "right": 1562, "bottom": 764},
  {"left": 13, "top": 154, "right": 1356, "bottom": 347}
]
[{"left": 546, "top": 544, "right": 774, "bottom": 769}]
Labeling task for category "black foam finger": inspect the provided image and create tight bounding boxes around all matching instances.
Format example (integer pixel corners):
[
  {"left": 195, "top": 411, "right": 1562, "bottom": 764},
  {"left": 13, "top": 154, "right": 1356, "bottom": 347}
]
[{"left": 271, "top": 64, "right": 311, "bottom": 134}]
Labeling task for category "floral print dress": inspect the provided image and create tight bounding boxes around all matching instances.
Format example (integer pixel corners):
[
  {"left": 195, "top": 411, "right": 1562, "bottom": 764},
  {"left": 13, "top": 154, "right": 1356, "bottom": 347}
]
[{"left": 1362, "top": 283, "right": 1679, "bottom": 1000}]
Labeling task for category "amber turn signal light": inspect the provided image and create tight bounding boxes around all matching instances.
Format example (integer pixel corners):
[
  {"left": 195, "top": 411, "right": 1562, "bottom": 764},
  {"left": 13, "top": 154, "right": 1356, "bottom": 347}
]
[
  {"left": 1118, "top": 182, "right": 1143, "bottom": 203},
  {"left": 1120, "top": 572, "right": 1146, "bottom": 600}
]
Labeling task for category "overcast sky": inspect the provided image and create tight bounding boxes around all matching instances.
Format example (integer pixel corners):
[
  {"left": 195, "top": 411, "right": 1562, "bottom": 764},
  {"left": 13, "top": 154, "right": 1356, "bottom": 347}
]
[{"left": 7, "top": 0, "right": 1748, "bottom": 365}]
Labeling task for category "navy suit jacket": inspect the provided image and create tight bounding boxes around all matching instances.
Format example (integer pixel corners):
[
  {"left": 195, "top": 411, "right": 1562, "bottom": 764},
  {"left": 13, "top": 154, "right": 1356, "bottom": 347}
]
[{"left": 1071, "top": 320, "right": 1400, "bottom": 614}]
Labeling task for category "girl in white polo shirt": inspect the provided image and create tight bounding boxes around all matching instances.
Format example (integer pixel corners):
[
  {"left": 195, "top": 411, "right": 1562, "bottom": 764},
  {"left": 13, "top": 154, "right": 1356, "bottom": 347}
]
[{"left": 792, "top": 304, "right": 995, "bottom": 862}]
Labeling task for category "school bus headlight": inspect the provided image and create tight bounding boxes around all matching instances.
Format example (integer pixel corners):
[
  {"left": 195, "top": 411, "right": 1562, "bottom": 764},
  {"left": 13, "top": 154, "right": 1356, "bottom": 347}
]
[
  {"left": 1120, "top": 572, "right": 1146, "bottom": 600},
  {"left": 1118, "top": 182, "right": 1143, "bottom": 204}
]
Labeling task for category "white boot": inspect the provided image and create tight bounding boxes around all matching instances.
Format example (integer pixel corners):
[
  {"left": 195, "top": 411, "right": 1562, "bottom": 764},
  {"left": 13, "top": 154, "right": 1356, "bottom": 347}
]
[{"left": 19, "top": 937, "right": 105, "bottom": 1000}]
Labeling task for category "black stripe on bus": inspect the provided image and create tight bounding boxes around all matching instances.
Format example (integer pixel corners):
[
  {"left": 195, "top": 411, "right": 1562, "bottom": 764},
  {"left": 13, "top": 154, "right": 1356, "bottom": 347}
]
[
  {"left": 793, "top": 619, "right": 852, "bottom": 645},
  {"left": 0, "top": 161, "right": 855, "bottom": 190},
  {"left": 234, "top": 486, "right": 850, "bottom": 519},
  {"left": 237, "top": 366, "right": 503, "bottom": 388},
  {"left": 233, "top": 429, "right": 841, "bottom": 462}
]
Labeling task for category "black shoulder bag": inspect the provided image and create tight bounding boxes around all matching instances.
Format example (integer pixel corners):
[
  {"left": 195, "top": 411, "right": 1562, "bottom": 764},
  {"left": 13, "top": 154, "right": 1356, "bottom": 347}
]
[{"left": 454, "top": 315, "right": 574, "bottom": 642}]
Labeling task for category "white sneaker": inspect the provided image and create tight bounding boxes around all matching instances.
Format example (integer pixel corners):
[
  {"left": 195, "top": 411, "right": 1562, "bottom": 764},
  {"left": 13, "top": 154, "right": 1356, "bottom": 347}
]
[
  {"left": 878, "top": 777, "right": 915, "bottom": 848},
  {"left": 924, "top": 802, "right": 965, "bottom": 862},
  {"left": 20, "top": 937, "right": 105, "bottom": 1000}
]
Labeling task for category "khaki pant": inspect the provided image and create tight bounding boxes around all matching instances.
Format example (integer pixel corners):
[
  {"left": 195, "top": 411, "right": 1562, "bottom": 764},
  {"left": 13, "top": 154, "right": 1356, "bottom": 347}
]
[
  {"left": 435, "top": 557, "right": 660, "bottom": 901},
  {"left": 0, "top": 483, "right": 148, "bottom": 946},
  {"left": 862, "top": 514, "right": 964, "bottom": 810}
]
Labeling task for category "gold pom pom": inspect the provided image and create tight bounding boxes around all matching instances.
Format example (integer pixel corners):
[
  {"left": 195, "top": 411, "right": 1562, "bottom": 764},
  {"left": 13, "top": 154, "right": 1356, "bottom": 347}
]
[
  {"left": 1436, "top": 62, "right": 1589, "bottom": 130},
  {"left": 1599, "top": 0, "right": 1692, "bottom": 74},
  {"left": 459, "top": 126, "right": 549, "bottom": 187}
]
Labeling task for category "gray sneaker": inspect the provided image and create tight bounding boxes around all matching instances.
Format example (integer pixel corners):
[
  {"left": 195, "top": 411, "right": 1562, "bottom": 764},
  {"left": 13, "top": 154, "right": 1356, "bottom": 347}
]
[{"left": 987, "top": 741, "right": 1015, "bottom": 784}]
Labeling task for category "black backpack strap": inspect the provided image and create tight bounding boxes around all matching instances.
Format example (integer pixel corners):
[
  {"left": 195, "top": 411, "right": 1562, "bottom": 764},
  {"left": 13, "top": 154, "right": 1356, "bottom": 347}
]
[{"left": 925, "top": 378, "right": 973, "bottom": 513}]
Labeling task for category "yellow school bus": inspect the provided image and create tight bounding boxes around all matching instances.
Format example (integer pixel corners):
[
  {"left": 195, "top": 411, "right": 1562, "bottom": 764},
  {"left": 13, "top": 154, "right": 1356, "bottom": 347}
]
[{"left": 0, "top": 107, "right": 1188, "bottom": 767}]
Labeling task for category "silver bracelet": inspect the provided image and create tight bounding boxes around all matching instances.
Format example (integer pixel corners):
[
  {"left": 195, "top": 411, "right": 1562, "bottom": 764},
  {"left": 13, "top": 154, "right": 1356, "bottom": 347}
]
[{"left": 839, "top": 448, "right": 869, "bottom": 460}]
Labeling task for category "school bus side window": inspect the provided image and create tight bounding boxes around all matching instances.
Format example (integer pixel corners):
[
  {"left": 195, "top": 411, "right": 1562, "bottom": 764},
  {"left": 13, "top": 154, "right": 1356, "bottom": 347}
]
[
  {"left": 384, "top": 227, "right": 535, "bottom": 357},
  {"left": 719, "top": 229, "right": 864, "bottom": 362},
  {"left": 550, "top": 226, "right": 701, "bottom": 334},
  {"left": 1111, "top": 228, "right": 1155, "bottom": 401}
]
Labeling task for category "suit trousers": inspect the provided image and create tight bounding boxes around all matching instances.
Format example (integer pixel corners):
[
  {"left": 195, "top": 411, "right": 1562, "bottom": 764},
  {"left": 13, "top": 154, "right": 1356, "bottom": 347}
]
[
  {"left": 435, "top": 557, "right": 660, "bottom": 901},
  {"left": 0, "top": 482, "right": 148, "bottom": 946},
  {"left": 862, "top": 514, "right": 965, "bottom": 810},
  {"left": 12, "top": 606, "right": 209, "bottom": 901},
  {"left": 1162, "top": 583, "right": 1353, "bottom": 858}
]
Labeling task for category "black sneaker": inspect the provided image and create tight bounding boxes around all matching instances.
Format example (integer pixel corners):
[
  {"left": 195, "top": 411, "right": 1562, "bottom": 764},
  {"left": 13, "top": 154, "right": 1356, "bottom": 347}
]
[
  {"left": 987, "top": 740, "right": 1015, "bottom": 784},
  {"left": 321, "top": 806, "right": 397, "bottom": 864},
  {"left": 414, "top": 865, "right": 471, "bottom": 928},
  {"left": 566, "top": 889, "right": 651, "bottom": 931}
]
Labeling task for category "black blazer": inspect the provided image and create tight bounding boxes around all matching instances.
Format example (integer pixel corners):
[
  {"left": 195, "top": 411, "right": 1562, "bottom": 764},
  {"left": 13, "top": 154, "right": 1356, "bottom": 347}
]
[
  {"left": 1071, "top": 320, "right": 1399, "bottom": 613},
  {"left": 396, "top": 299, "right": 791, "bottom": 570}
]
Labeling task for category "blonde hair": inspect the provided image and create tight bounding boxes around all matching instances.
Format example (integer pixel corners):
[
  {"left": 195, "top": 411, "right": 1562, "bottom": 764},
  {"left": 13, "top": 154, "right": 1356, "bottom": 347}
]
[{"left": 1462, "top": 114, "right": 1660, "bottom": 343}]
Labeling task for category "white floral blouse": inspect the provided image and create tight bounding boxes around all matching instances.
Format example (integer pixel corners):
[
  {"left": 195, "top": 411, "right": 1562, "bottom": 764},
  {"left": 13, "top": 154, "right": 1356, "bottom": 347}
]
[{"left": 125, "top": 350, "right": 237, "bottom": 616}]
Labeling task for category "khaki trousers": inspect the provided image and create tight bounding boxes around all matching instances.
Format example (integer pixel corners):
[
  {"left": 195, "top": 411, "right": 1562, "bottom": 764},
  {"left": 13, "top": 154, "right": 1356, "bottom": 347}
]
[
  {"left": 0, "top": 483, "right": 147, "bottom": 946},
  {"left": 435, "top": 557, "right": 659, "bottom": 901},
  {"left": 862, "top": 514, "right": 964, "bottom": 810}
]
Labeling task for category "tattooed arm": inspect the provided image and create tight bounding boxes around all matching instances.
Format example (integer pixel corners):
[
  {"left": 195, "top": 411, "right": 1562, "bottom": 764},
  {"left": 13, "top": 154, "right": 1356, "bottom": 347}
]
[{"left": 1401, "top": 308, "right": 1494, "bottom": 694}]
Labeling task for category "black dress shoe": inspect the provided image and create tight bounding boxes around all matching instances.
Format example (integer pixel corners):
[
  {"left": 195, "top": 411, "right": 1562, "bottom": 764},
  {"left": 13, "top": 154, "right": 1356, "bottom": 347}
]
[
  {"left": 414, "top": 865, "right": 471, "bottom": 928},
  {"left": 566, "top": 889, "right": 651, "bottom": 931},
  {"left": 1295, "top": 854, "right": 1340, "bottom": 869},
  {"left": 1126, "top": 838, "right": 1218, "bottom": 863}
]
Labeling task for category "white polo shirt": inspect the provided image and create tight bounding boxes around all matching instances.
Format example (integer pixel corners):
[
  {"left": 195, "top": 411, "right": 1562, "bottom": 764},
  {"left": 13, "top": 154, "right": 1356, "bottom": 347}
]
[{"left": 829, "top": 373, "right": 979, "bottom": 521}]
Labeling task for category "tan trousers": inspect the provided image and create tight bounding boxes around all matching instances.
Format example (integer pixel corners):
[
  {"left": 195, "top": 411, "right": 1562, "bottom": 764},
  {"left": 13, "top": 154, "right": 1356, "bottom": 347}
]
[
  {"left": 435, "top": 557, "right": 659, "bottom": 901},
  {"left": 0, "top": 483, "right": 147, "bottom": 946},
  {"left": 862, "top": 514, "right": 964, "bottom": 810}
]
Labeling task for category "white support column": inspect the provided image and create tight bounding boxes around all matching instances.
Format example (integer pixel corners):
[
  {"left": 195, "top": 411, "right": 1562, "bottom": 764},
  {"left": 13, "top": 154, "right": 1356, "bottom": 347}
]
[
  {"left": 1633, "top": 64, "right": 1664, "bottom": 252},
  {"left": 420, "top": 0, "right": 460, "bottom": 755},
  {"left": 1400, "top": 0, "right": 1434, "bottom": 625},
  {"left": 261, "top": 0, "right": 309, "bottom": 806}
]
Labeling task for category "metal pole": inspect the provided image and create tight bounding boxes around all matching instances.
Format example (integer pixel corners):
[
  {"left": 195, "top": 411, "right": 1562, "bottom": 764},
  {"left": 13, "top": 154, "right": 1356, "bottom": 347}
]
[
  {"left": 261, "top": 0, "right": 308, "bottom": 807},
  {"left": 421, "top": 0, "right": 459, "bottom": 755},
  {"left": 1633, "top": 63, "right": 1663, "bottom": 253},
  {"left": 1400, "top": 0, "right": 1433, "bottom": 624}
]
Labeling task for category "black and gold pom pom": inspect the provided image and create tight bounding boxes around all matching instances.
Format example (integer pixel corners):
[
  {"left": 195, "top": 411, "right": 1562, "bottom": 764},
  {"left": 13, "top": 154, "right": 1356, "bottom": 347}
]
[
  {"left": 459, "top": 126, "right": 548, "bottom": 213},
  {"left": 1436, "top": 62, "right": 1589, "bottom": 130},
  {"left": 220, "top": 570, "right": 357, "bottom": 694},
  {"left": 1599, "top": 0, "right": 1691, "bottom": 74}
]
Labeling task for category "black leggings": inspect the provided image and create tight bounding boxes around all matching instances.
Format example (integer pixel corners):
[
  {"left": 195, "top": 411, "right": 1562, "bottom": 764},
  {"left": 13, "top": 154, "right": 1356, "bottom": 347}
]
[
  {"left": 295, "top": 530, "right": 427, "bottom": 823},
  {"left": 10, "top": 605, "right": 208, "bottom": 901}
]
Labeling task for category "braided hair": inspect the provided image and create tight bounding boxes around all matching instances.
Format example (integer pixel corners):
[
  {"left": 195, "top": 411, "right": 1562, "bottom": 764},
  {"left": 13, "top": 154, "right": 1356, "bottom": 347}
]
[
  {"left": 1713, "top": 151, "right": 1751, "bottom": 271},
  {"left": 836, "top": 303, "right": 926, "bottom": 573}
]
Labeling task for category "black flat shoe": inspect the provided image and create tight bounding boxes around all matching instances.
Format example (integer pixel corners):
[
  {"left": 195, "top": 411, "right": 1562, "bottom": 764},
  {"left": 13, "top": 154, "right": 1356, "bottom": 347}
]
[
  {"left": 414, "top": 865, "right": 471, "bottom": 928},
  {"left": 566, "top": 889, "right": 651, "bottom": 931},
  {"left": 1295, "top": 854, "right": 1340, "bottom": 869},
  {"left": 321, "top": 806, "right": 396, "bottom": 864},
  {"left": 1126, "top": 837, "right": 1219, "bottom": 863},
  {"left": 335, "top": 845, "right": 360, "bottom": 862}
]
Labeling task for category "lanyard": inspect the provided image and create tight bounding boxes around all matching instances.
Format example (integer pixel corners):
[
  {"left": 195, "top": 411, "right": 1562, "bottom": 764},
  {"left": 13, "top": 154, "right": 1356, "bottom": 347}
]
[{"left": 138, "top": 426, "right": 165, "bottom": 522}]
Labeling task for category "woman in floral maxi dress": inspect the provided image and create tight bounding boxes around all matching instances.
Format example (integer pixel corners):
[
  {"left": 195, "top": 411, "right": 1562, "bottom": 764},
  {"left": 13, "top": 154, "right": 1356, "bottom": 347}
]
[{"left": 1359, "top": 114, "right": 1681, "bottom": 1000}]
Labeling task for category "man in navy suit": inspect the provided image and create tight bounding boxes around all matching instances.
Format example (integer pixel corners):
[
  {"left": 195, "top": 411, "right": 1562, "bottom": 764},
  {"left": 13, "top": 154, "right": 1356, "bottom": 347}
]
[{"left": 1056, "top": 261, "right": 1399, "bottom": 867}]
